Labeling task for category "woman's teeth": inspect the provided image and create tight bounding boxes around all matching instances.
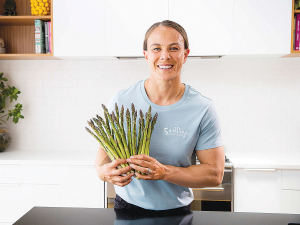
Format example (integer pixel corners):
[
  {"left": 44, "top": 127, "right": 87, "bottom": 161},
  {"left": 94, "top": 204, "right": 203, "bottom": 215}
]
[{"left": 158, "top": 65, "right": 173, "bottom": 69}]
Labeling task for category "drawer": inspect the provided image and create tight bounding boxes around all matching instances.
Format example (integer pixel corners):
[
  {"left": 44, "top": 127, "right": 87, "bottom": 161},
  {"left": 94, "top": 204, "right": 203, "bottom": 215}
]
[
  {"left": 0, "top": 165, "right": 61, "bottom": 184},
  {"left": 193, "top": 184, "right": 231, "bottom": 201},
  {"left": 282, "top": 190, "right": 300, "bottom": 214},
  {"left": 282, "top": 170, "right": 300, "bottom": 190}
]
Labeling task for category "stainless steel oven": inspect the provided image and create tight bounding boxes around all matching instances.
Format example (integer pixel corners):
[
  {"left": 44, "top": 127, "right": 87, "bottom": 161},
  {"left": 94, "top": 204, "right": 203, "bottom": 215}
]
[
  {"left": 105, "top": 156, "right": 234, "bottom": 211},
  {"left": 191, "top": 155, "right": 234, "bottom": 212}
]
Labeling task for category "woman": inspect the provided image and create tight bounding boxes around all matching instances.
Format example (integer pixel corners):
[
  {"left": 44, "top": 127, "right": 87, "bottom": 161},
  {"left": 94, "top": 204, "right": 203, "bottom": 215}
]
[{"left": 95, "top": 20, "right": 225, "bottom": 214}]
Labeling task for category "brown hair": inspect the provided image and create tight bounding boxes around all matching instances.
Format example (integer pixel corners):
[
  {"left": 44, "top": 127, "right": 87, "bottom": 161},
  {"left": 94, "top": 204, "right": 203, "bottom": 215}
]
[{"left": 143, "top": 20, "right": 189, "bottom": 51}]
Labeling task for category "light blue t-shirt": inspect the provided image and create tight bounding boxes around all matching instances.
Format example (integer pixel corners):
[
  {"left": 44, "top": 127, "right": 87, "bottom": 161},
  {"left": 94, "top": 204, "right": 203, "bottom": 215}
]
[{"left": 107, "top": 79, "right": 222, "bottom": 210}]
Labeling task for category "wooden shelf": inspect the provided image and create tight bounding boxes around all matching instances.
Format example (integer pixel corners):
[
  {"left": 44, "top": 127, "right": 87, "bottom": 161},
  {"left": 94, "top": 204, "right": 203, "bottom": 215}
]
[
  {"left": 0, "top": 16, "right": 51, "bottom": 26},
  {"left": 0, "top": 0, "right": 54, "bottom": 59},
  {"left": 0, "top": 54, "right": 60, "bottom": 60}
]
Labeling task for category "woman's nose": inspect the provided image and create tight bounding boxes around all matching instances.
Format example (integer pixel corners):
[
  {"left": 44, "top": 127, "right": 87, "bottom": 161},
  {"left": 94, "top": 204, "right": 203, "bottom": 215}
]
[{"left": 160, "top": 50, "right": 171, "bottom": 60}]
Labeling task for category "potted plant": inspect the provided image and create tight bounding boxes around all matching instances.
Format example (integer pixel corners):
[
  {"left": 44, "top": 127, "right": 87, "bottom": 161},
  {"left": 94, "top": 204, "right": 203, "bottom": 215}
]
[{"left": 0, "top": 72, "right": 24, "bottom": 152}]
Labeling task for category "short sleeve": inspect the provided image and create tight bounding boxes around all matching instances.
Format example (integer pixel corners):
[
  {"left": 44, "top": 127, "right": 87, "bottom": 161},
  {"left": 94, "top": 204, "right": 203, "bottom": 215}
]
[{"left": 195, "top": 102, "right": 222, "bottom": 150}]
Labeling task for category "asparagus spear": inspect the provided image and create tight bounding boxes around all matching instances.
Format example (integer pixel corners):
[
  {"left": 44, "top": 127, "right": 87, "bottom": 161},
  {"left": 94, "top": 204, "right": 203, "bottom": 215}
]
[
  {"left": 131, "top": 104, "right": 137, "bottom": 155},
  {"left": 97, "top": 114, "right": 126, "bottom": 159},
  {"left": 112, "top": 111, "right": 130, "bottom": 159},
  {"left": 126, "top": 109, "right": 132, "bottom": 156},
  {"left": 115, "top": 103, "right": 120, "bottom": 123},
  {"left": 145, "top": 112, "right": 158, "bottom": 155},
  {"left": 137, "top": 110, "right": 145, "bottom": 155},
  {"left": 137, "top": 117, "right": 142, "bottom": 151},
  {"left": 140, "top": 106, "right": 152, "bottom": 155},
  {"left": 102, "top": 104, "right": 126, "bottom": 158},
  {"left": 86, "top": 121, "right": 125, "bottom": 165}
]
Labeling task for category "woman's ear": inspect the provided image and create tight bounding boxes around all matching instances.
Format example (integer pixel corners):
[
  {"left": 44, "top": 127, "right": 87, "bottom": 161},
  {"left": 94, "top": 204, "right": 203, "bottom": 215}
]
[
  {"left": 143, "top": 51, "right": 148, "bottom": 60},
  {"left": 183, "top": 48, "right": 190, "bottom": 63}
]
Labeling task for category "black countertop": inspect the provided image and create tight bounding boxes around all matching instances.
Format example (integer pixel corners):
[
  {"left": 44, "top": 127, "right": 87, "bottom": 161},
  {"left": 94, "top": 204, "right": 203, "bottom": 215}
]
[{"left": 13, "top": 207, "right": 300, "bottom": 225}]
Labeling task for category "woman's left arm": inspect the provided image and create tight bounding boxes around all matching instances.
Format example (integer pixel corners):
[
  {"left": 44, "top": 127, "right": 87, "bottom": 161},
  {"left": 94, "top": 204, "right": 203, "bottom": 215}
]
[{"left": 126, "top": 146, "right": 225, "bottom": 188}]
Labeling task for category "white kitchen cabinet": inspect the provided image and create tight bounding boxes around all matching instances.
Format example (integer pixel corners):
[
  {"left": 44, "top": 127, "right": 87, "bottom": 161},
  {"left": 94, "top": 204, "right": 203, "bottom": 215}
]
[
  {"left": 59, "top": 166, "right": 104, "bottom": 208},
  {"left": 282, "top": 190, "right": 300, "bottom": 214},
  {"left": 0, "top": 183, "right": 60, "bottom": 223},
  {"left": 53, "top": 0, "right": 106, "bottom": 57},
  {"left": 169, "top": 0, "right": 234, "bottom": 56},
  {"left": 281, "top": 170, "right": 300, "bottom": 214},
  {"left": 233, "top": 0, "right": 292, "bottom": 55},
  {"left": 0, "top": 164, "right": 104, "bottom": 224},
  {"left": 234, "top": 168, "right": 282, "bottom": 213},
  {"left": 105, "top": 0, "right": 168, "bottom": 57}
]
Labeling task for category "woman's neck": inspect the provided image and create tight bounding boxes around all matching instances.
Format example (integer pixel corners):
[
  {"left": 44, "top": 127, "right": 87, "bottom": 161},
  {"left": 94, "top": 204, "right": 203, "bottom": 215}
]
[{"left": 144, "top": 77, "right": 185, "bottom": 106}]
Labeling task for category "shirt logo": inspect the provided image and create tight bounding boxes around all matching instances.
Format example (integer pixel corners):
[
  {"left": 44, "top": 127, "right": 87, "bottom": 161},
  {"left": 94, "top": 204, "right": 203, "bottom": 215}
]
[{"left": 164, "top": 127, "right": 188, "bottom": 139}]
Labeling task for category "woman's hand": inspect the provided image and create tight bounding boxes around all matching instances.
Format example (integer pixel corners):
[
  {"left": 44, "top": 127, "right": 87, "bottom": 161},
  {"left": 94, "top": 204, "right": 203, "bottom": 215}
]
[
  {"left": 96, "top": 159, "right": 134, "bottom": 187},
  {"left": 126, "top": 154, "right": 166, "bottom": 180}
]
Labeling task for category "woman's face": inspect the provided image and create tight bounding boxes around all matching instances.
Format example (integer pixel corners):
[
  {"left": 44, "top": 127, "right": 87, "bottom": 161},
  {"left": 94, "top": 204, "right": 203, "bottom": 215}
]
[{"left": 143, "top": 26, "right": 190, "bottom": 82}]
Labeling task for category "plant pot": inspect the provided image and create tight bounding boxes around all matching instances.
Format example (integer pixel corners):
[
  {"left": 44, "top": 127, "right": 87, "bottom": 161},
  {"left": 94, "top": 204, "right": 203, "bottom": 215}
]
[{"left": 0, "top": 127, "right": 12, "bottom": 152}]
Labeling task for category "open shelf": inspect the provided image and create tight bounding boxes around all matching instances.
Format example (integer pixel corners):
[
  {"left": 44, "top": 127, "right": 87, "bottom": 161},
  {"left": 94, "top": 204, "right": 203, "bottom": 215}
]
[{"left": 0, "top": 0, "right": 54, "bottom": 60}]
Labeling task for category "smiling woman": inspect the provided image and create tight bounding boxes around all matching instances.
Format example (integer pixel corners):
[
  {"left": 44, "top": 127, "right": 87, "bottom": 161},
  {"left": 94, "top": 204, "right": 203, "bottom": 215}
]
[{"left": 94, "top": 20, "right": 224, "bottom": 214}]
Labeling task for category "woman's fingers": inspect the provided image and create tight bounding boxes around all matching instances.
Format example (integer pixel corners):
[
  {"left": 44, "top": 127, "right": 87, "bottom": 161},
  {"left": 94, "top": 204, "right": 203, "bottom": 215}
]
[
  {"left": 111, "top": 165, "right": 132, "bottom": 176},
  {"left": 109, "top": 159, "right": 127, "bottom": 169},
  {"left": 114, "top": 177, "right": 133, "bottom": 187},
  {"left": 129, "top": 163, "right": 149, "bottom": 174}
]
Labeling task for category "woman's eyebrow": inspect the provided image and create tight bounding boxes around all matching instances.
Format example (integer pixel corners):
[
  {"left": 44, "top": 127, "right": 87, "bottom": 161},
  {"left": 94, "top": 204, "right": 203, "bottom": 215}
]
[{"left": 150, "top": 43, "right": 181, "bottom": 47}]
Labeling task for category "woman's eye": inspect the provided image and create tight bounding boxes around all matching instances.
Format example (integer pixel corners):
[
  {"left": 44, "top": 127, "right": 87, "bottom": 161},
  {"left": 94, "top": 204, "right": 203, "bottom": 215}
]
[
  {"left": 171, "top": 47, "right": 179, "bottom": 50},
  {"left": 153, "top": 48, "right": 160, "bottom": 51}
]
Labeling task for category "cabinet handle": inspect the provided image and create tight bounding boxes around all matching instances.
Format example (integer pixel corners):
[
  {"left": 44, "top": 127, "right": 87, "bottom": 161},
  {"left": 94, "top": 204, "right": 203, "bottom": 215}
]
[
  {"left": 244, "top": 168, "right": 276, "bottom": 171},
  {"left": 0, "top": 183, "right": 20, "bottom": 186},
  {"left": 193, "top": 185, "right": 224, "bottom": 191}
]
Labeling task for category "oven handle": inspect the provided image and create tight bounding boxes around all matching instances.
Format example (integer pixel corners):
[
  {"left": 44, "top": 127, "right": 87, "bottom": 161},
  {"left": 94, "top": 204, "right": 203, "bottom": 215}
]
[{"left": 192, "top": 185, "right": 224, "bottom": 192}]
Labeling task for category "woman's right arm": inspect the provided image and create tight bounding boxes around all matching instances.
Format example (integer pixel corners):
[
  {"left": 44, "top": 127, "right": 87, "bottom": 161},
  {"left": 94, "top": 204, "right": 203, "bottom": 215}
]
[{"left": 94, "top": 146, "right": 134, "bottom": 187}]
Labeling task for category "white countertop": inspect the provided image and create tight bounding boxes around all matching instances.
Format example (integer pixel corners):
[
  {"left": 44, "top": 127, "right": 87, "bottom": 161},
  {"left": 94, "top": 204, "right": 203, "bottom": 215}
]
[
  {"left": 1, "top": 150, "right": 300, "bottom": 169},
  {"left": 226, "top": 152, "right": 300, "bottom": 169},
  {"left": 0, "top": 149, "right": 97, "bottom": 166}
]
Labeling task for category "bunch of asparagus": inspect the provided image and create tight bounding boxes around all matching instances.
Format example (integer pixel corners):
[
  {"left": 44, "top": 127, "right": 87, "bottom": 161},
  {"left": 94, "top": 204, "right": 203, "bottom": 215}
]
[{"left": 85, "top": 103, "right": 158, "bottom": 174}]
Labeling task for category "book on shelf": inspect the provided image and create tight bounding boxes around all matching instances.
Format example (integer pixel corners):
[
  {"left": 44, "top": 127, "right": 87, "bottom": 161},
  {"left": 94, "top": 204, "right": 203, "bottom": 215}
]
[
  {"left": 49, "top": 21, "right": 52, "bottom": 54},
  {"left": 35, "top": 19, "right": 52, "bottom": 54},
  {"left": 295, "top": 14, "right": 300, "bottom": 51},
  {"left": 35, "top": 19, "right": 46, "bottom": 54}
]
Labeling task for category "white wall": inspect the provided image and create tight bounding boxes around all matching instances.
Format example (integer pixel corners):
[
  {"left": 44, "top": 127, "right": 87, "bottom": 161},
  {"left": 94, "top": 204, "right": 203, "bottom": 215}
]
[{"left": 0, "top": 57, "right": 299, "bottom": 155}]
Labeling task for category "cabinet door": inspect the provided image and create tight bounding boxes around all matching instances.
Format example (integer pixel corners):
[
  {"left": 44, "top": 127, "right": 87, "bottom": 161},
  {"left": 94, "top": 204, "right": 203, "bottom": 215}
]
[
  {"left": 105, "top": 0, "right": 168, "bottom": 57},
  {"left": 60, "top": 166, "right": 105, "bottom": 208},
  {"left": 0, "top": 184, "right": 60, "bottom": 223},
  {"left": 234, "top": 168, "right": 281, "bottom": 213},
  {"left": 169, "top": 0, "right": 234, "bottom": 56},
  {"left": 233, "top": 0, "right": 292, "bottom": 55},
  {"left": 53, "top": 0, "right": 106, "bottom": 57},
  {"left": 282, "top": 190, "right": 300, "bottom": 214}
]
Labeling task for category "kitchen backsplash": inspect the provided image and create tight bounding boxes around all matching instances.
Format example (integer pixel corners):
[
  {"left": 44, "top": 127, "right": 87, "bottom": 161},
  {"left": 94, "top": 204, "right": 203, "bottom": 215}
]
[{"left": 0, "top": 57, "right": 299, "bottom": 154}]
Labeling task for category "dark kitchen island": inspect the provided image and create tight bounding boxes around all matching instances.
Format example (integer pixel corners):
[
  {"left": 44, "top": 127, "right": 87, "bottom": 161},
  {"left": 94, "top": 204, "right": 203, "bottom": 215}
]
[{"left": 13, "top": 206, "right": 300, "bottom": 225}]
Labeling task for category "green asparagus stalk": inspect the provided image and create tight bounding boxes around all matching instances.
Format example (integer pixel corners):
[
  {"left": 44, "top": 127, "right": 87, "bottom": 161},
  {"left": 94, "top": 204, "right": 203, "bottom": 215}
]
[
  {"left": 86, "top": 121, "right": 127, "bottom": 167},
  {"left": 96, "top": 115, "right": 126, "bottom": 159},
  {"left": 137, "top": 117, "right": 142, "bottom": 151},
  {"left": 126, "top": 109, "right": 132, "bottom": 156},
  {"left": 137, "top": 110, "right": 145, "bottom": 155},
  {"left": 131, "top": 104, "right": 137, "bottom": 156},
  {"left": 112, "top": 111, "right": 130, "bottom": 159},
  {"left": 102, "top": 104, "right": 126, "bottom": 157},
  {"left": 115, "top": 103, "right": 120, "bottom": 124},
  {"left": 145, "top": 112, "right": 158, "bottom": 156},
  {"left": 120, "top": 105, "right": 124, "bottom": 130},
  {"left": 140, "top": 106, "right": 152, "bottom": 155}
]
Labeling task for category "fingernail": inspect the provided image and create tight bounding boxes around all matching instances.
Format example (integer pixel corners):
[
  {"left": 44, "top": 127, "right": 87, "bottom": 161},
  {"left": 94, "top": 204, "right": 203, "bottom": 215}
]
[
  {"left": 130, "top": 164, "right": 134, "bottom": 168},
  {"left": 130, "top": 156, "right": 135, "bottom": 158},
  {"left": 135, "top": 172, "right": 139, "bottom": 176},
  {"left": 127, "top": 159, "right": 131, "bottom": 162}
]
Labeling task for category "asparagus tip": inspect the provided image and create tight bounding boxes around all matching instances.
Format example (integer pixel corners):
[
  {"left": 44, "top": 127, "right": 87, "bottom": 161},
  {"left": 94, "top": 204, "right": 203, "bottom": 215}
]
[{"left": 101, "top": 104, "right": 108, "bottom": 111}]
